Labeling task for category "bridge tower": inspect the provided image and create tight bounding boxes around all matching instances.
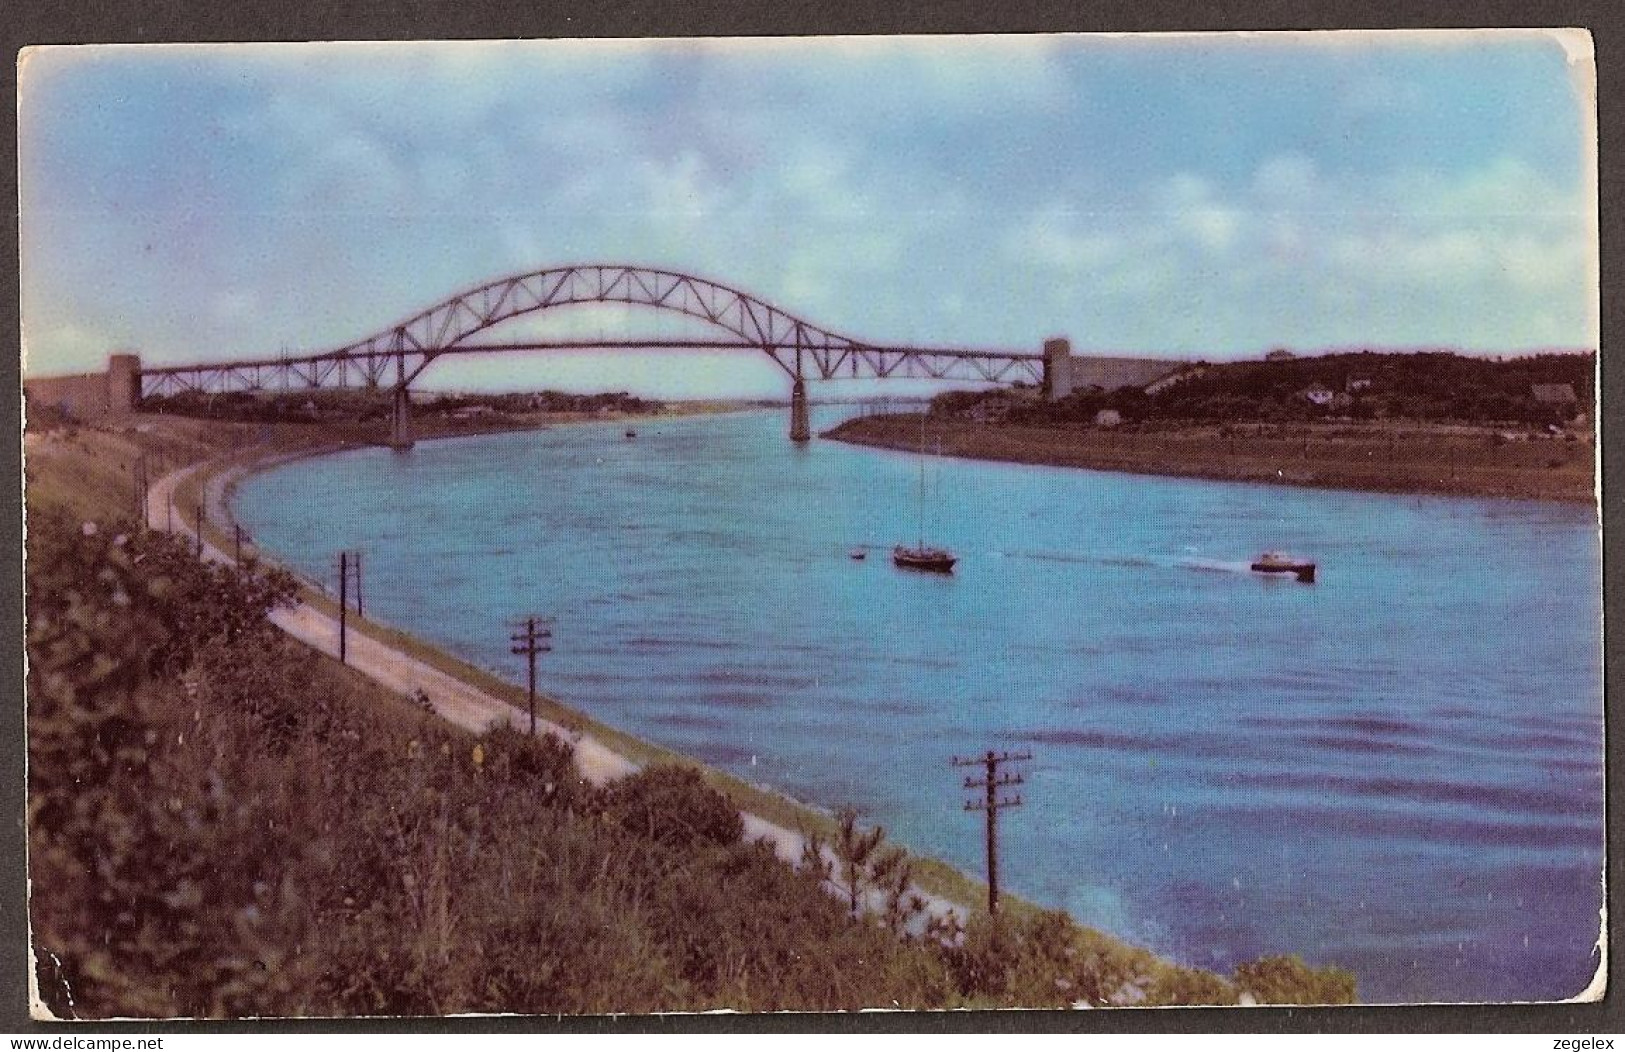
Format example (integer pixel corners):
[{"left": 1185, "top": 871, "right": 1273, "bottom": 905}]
[
  {"left": 107, "top": 353, "right": 141, "bottom": 416},
  {"left": 1043, "top": 337, "right": 1072, "bottom": 401}
]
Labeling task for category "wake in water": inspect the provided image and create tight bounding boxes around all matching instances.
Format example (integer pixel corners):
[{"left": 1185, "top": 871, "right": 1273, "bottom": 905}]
[{"left": 990, "top": 547, "right": 1261, "bottom": 577}]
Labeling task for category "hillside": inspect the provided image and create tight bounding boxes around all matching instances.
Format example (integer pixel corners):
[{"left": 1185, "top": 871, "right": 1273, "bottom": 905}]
[
  {"left": 827, "top": 352, "right": 1596, "bottom": 503},
  {"left": 996, "top": 350, "right": 1595, "bottom": 428}
]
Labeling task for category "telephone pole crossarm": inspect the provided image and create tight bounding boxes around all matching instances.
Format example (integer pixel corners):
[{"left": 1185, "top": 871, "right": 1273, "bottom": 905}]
[
  {"left": 949, "top": 747, "right": 1033, "bottom": 917},
  {"left": 508, "top": 616, "right": 555, "bottom": 736}
]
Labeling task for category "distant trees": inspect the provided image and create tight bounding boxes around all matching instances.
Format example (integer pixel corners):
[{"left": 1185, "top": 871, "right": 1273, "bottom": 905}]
[
  {"left": 141, "top": 388, "right": 665, "bottom": 425},
  {"left": 943, "top": 350, "right": 1596, "bottom": 429}
]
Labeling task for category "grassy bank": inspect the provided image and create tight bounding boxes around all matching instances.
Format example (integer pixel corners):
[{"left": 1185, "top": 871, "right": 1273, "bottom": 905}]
[
  {"left": 24, "top": 412, "right": 1358, "bottom": 1015},
  {"left": 825, "top": 413, "right": 1595, "bottom": 504}
]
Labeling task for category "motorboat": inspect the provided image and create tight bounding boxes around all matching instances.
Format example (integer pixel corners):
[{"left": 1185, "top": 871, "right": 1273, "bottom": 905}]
[
  {"left": 850, "top": 548, "right": 867, "bottom": 561},
  {"left": 1251, "top": 551, "right": 1316, "bottom": 583}
]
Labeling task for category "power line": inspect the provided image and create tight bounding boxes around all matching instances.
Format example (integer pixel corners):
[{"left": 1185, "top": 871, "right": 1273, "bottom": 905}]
[
  {"left": 337, "top": 552, "right": 348, "bottom": 664},
  {"left": 509, "top": 616, "right": 554, "bottom": 736},
  {"left": 951, "top": 748, "right": 1031, "bottom": 917},
  {"left": 334, "top": 550, "right": 364, "bottom": 663}
]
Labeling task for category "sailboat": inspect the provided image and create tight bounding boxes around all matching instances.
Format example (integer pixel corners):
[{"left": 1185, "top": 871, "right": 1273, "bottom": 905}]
[{"left": 893, "top": 414, "right": 957, "bottom": 573}]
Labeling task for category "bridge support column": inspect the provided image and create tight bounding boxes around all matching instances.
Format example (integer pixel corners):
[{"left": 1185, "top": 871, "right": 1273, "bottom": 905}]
[
  {"left": 789, "top": 378, "right": 810, "bottom": 443},
  {"left": 1043, "top": 337, "right": 1073, "bottom": 401},
  {"left": 389, "top": 385, "right": 415, "bottom": 450}
]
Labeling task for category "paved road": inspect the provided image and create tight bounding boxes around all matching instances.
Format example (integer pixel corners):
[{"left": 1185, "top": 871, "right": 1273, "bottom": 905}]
[{"left": 146, "top": 454, "right": 970, "bottom": 930}]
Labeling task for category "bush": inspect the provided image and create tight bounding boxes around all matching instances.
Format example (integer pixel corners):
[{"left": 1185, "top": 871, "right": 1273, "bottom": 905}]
[
  {"left": 26, "top": 511, "right": 319, "bottom": 1017},
  {"left": 1233, "top": 954, "right": 1358, "bottom": 1005},
  {"left": 602, "top": 765, "right": 744, "bottom": 850}
]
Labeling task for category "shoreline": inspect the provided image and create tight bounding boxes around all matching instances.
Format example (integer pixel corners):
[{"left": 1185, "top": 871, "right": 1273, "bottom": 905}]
[
  {"left": 170, "top": 415, "right": 1003, "bottom": 933},
  {"left": 823, "top": 414, "right": 1596, "bottom": 506}
]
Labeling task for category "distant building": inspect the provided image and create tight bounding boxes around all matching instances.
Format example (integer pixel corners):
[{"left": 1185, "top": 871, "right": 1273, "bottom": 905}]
[
  {"left": 1094, "top": 409, "right": 1123, "bottom": 427},
  {"left": 1531, "top": 383, "right": 1578, "bottom": 405},
  {"left": 1068, "top": 357, "right": 1188, "bottom": 392},
  {"left": 1265, "top": 349, "right": 1297, "bottom": 361},
  {"left": 1302, "top": 383, "right": 1336, "bottom": 406},
  {"left": 1346, "top": 378, "right": 1373, "bottom": 393}
]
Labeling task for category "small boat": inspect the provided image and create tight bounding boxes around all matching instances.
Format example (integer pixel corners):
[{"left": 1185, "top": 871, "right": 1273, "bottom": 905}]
[
  {"left": 850, "top": 548, "right": 867, "bottom": 561},
  {"left": 1251, "top": 551, "right": 1316, "bottom": 583},
  {"left": 624, "top": 429, "right": 637, "bottom": 439},
  {"left": 893, "top": 544, "right": 956, "bottom": 573}
]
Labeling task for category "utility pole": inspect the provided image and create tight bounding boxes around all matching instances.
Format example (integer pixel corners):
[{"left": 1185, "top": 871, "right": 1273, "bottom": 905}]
[
  {"left": 133, "top": 455, "right": 148, "bottom": 528},
  {"left": 337, "top": 551, "right": 348, "bottom": 665},
  {"left": 951, "top": 749, "right": 1031, "bottom": 917},
  {"left": 234, "top": 523, "right": 244, "bottom": 564},
  {"left": 194, "top": 505, "right": 203, "bottom": 558},
  {"left": 509, "top": 616, "right": 554, "bottom": 736},
  {"left": 352, "top": 551, "right": 364, "bottom": 617}
]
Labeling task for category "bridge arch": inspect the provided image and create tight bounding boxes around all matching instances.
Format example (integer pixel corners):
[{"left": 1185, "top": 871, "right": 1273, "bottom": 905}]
[
  {"left": 135, "top": 263, "right": 1057, "bottom": 448},
  {"left": 343, "top": 264, "right": 885, "bottom": 448},
  {"left": 349, "top": 264, "right": 867, "bottom": 386}
]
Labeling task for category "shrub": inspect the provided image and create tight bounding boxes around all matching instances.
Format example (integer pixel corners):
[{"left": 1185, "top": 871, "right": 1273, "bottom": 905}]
[
  {"left": 602, "top": 765, "right": 744, "bottom": 850},
  {"left": 1233, "top": 953, "right": 1358, "bottom": 1005}
]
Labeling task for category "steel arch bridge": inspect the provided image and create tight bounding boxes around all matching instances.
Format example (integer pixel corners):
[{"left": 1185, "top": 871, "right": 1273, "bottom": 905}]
[{"left": 137, "top": 264, "right": 1063, "bottom": 447}]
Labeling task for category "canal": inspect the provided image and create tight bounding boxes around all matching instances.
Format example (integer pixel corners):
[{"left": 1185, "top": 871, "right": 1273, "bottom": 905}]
[{"left": 234, "top": 407, "right": 1604, "bottom": 1004}]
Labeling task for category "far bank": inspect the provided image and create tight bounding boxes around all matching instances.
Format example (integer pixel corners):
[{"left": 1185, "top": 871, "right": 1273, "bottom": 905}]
[{"left": 824, "top": 413, "right": 1595, "bottom": 505}]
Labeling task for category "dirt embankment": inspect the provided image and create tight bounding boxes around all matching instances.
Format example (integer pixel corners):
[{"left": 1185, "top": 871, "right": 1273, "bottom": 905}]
[{"left": 826, "top": 414, "right": 1596, "bottom": 504}]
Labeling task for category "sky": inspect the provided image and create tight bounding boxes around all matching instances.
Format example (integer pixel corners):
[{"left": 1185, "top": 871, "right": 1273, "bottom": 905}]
[{"left": 17, "top": 32, "right": 1598, "bottom": 399}]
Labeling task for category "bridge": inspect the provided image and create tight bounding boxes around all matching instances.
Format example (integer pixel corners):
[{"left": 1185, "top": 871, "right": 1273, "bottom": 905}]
[{"left": 131, "top": 264, "right": 1077, "bottom": 448}]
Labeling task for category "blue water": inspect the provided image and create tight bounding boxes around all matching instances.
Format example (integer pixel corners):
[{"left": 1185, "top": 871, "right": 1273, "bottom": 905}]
[{"left": 235, "top": 409, "right": 1605, "bottom": 1004}]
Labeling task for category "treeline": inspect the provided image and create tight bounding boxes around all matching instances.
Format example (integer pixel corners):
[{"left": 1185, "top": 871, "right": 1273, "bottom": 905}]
[
  {"left": 937, "top": 351, "right": 1594, "bottom": 428},
  {"left": 26, "top": 500, "right": 1355, "bottom": 1016},
  {"left": 419, "top": 390, "right": 661, "bottom": 416},
  {"left": 140, "top": 388, "right": 662, "bottom": 424}
]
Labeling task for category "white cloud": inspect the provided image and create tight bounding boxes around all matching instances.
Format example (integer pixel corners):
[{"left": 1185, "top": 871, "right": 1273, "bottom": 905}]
[
  {"left": 22, "top": 322, "right": 120, "bottom": 376},
  {"left": 1253, "top": 153, "right": 1319, "bottom": 202}
]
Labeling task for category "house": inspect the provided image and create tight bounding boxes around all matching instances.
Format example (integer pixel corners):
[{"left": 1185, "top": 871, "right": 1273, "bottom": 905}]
[
  {"left": 1094, "top": 409, "right": 1123, "bottom": 427},
  {"left": 1346, "top": 378, "right": 1373, "bottom": 393},
  {"left": 1265, "top": 349, "right": 1297, "bottom": 361},
  {"left": 1302, "top": 384, "right": 1336, "bottom": 407}
]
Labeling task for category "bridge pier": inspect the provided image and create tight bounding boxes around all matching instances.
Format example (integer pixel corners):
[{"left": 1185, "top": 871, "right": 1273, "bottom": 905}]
[
  {"left": 389, "top": 385, "right": 415, "bottom": 450},
  {"left": 789, "top": 378, "right": 810, "bottom": 442},
  {"left": 1043, "top": 337, "right": 1073, "bottom": 401}
]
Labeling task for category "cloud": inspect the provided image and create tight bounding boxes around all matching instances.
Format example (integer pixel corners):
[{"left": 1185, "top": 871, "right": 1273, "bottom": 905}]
[{"left": 17, "top": 34, "right": 1597, "bottom": 389}]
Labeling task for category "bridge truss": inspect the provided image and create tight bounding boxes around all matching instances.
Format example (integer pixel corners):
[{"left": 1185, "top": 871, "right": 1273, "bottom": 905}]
[{"left": 136, "top": 264, "right": 1051, "bottom": 445}]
